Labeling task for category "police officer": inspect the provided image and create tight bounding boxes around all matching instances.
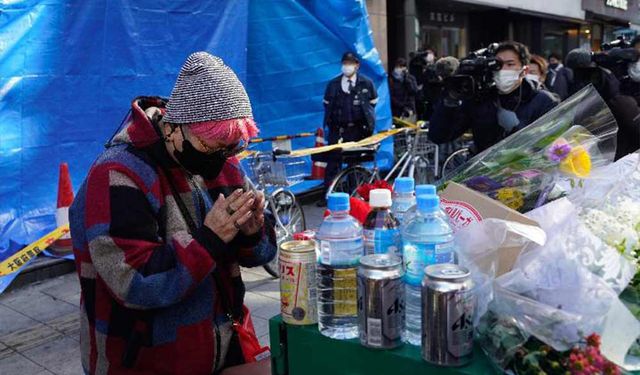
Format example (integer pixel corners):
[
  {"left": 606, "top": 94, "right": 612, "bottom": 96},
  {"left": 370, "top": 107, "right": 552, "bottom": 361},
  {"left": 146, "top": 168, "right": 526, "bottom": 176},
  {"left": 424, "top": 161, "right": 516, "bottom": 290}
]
[{"left": 319, "top": 52, "right": 378, "bottom": 206}]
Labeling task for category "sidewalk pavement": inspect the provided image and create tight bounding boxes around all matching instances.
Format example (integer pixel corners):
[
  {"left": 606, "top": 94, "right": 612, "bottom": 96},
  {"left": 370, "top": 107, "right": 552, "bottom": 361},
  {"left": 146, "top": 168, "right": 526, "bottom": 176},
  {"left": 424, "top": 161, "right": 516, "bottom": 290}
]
[{"left": 0, "top": 204, "right": 324, "bottom": 375}]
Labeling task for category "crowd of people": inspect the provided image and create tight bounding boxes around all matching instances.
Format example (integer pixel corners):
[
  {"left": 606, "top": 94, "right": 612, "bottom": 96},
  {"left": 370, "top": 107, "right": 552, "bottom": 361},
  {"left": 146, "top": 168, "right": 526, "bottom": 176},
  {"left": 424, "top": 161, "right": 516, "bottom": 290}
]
[
  {"left": 390, "top": 38, "right": 640, "bottom": 159},
  {"left": 318, "top": 39, "right": 640, "bottom": 204}
]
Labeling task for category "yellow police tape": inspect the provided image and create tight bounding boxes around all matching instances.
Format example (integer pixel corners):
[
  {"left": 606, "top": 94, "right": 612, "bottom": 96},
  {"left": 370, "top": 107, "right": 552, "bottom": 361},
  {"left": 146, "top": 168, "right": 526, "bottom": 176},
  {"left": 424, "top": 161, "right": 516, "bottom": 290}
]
[
  {"left": 238, "top": 119, "right": 419, "bottom": 160},
  {"left": 0, "top": 225, "right": 70, "bottom": 277}
]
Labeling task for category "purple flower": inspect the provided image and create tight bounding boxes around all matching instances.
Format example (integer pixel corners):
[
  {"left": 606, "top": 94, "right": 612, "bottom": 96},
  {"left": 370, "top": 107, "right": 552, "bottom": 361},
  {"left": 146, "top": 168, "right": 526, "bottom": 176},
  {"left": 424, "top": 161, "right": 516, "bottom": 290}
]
[
  {"left": 465, "top": 176, "right": 502, "bottom": 192},
  {"left": 547, "top": 142, "right": 572, "bottom": 163},
  {"left": 504, "top": 170, "right": 543, "bottom": 188}
]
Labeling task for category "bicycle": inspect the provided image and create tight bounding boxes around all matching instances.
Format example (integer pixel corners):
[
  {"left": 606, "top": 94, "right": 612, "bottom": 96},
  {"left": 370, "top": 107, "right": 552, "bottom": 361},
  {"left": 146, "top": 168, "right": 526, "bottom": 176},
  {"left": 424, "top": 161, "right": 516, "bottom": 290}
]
[
  {"left": 244, "top": 149, "right": 307, "bottom": 278},
  {"left": 327, "top": 122, "right": 439, "bottom": 197},
  {"left": 440, "top": 133, "right": 474, "bottom": 179}
]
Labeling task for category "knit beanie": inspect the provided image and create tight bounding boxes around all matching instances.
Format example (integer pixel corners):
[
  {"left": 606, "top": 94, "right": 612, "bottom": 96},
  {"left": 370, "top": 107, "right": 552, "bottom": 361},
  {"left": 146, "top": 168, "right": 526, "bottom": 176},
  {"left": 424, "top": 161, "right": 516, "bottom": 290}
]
[{"left": 163, "top": 52, "right": 253, "bottom": 124}]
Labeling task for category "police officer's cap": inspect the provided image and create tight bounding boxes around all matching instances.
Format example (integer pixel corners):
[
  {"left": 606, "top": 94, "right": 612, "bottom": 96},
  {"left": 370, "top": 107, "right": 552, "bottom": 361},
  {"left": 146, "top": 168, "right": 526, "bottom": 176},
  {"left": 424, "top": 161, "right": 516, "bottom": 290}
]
[{"left": 341, "top": 52, "right": 360, "bottom": 64}]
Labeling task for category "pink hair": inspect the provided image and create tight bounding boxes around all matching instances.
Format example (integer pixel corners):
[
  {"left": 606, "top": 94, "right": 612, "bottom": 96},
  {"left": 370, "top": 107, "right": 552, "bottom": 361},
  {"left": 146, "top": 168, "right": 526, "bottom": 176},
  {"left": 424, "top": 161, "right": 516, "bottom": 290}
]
[{"left": 188, "top": 117, "right": 259, "bottom": 144}]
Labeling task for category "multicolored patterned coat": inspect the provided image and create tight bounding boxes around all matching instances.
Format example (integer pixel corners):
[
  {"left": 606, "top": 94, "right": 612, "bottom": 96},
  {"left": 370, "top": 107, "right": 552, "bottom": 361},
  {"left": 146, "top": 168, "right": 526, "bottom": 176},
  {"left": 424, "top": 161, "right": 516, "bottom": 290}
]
[{"left": 69, "top": 97, "right": 276, "bottom": 375}]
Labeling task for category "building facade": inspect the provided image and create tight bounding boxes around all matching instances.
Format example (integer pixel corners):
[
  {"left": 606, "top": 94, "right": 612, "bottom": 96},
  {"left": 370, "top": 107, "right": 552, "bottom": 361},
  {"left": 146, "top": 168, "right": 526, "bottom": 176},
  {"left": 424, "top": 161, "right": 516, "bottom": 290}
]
[{"left": 384, "top": 0, "right": 639, "bottom": 64}]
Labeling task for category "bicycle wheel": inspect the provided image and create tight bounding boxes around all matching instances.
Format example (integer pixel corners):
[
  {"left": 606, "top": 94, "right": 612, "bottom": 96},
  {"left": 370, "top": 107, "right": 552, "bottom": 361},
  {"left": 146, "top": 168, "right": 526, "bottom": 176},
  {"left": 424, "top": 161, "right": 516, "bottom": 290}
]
[
  {"left": 263, "top": 189, "right": 307, "bottom": 278},
  {"left": 327, "top": 166, "right": 374, "bottom": 198},
  {"left": 441, "top": 148, "right": 471, "bottom": 179},
  {"left": 412, "top": 156, "right": 437, "bottom": 185}
]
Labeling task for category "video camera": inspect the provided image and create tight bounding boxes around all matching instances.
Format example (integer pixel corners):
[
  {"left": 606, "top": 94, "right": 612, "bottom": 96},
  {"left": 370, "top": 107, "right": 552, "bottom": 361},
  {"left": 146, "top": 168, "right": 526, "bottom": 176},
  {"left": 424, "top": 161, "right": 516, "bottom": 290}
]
[
  {"left": 569, "top": 46, "right": 639, "bottom": 88},
  {"left": 444, "top": 43, "right": 502, "bottom": 101},
  {"left": 602, "top": 36, "right": 632, "bottom": 51}
]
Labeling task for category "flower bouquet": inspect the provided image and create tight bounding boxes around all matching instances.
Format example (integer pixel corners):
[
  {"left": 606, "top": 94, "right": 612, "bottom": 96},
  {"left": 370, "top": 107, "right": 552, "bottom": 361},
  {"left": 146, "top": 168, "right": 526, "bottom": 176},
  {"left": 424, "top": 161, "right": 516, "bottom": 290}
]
[
  {"left": 565, "top": 153, "right": 640, "bottom": 369},
  {"left": 445, "top": 85, "right": 618, "bottom": 213},
  {"left": 477, "top": 311, "right": 621, "bottom": 375},
  {"left": 451, "top": 154, "right": 640, "bottom": 373}
]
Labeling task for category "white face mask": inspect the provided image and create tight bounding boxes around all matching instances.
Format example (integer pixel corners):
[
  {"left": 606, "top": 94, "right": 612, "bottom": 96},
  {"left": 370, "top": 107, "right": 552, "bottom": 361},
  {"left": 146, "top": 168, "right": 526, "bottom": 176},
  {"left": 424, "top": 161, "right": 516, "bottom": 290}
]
[
  {"left": 629, "top": 61, "right": 640, "bottom": 82},
  {"left": 525, "top": 73, "right": 540, "bottom": 83},
  {"left": 494, "top": 69, "right": 524, "bottom": 94},
  {"left": 342, "top": 64, "right": 356, "bottom": 77},
  {"left": 426, "top": 53, "right": 435, "bottom": 64},
  {"left": 393, "top": 67, "right": 405, "bottom": 77}
]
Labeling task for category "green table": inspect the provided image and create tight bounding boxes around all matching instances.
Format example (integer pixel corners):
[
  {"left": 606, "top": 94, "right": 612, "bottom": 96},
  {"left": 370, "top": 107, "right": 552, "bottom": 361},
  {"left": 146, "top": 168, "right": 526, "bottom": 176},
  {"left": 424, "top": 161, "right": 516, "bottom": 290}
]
[{"left": 269, "top": 315, "right": 498, "bottom": 375}]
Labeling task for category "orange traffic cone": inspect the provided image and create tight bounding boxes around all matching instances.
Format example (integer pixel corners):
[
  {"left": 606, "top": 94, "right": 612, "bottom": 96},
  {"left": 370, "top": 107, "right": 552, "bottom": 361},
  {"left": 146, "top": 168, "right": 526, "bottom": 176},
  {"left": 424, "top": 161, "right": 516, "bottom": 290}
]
[
  {"left": 310, "top": 128, "right": 327, "bottom": 179},
  {"left": 50, "top": 163, "right": 74, "bottom": 256}
]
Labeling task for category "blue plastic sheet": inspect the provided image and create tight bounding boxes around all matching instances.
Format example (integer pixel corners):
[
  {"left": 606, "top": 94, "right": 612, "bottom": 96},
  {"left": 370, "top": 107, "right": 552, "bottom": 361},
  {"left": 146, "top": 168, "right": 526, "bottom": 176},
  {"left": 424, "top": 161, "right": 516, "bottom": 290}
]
[
  {"left": 0, "top": 0, "right": 250, "bottom": 258},
  {"left": 0, "top": 0, "right": 391, "bottom": 264},
  {"left": 247, "top": 0, "right": 392, "bottom": 157}
]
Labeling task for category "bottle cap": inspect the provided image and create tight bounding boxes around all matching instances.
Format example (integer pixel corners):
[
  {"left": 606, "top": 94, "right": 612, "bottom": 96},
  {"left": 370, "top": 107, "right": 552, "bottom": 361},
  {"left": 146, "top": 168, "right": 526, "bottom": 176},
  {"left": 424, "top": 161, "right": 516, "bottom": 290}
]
[
  {"left": 417, "top": 194, "right": 439, "bottom": 213},
  {"left": 327, "top": 192, "right": 350, "bottom": 212},
  {"left": 394, "top": 177, "right": 414, "bottom": 194},
  {"left": 416, "top": 184, "right": 436, "bottom": 196},
  {"left": 369, "top": 189, "right": 392, "bottom": 208}
]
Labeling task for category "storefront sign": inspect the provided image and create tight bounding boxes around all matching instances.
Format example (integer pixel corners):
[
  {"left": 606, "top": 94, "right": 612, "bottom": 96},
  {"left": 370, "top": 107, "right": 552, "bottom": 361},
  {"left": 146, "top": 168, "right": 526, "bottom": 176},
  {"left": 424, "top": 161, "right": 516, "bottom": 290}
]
[
  {"left": 428, "top": 11, "right": 456, "bottom": 24},
  {"left": 606, "top": 0, "right": 628, "bottom": 10}
]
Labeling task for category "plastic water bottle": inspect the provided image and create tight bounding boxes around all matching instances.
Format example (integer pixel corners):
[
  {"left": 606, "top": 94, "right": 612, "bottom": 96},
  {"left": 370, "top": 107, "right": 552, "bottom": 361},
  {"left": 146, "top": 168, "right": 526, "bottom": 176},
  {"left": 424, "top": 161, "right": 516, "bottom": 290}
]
[
  {"left": 316, "top": 193, "right": 363, "bottom": 340},
  {"left": 404, "top": 185, "right": 448, "bottom": 223},
  {"left": 391, "top": 177, "right": 415, "bottom": 225},
  {"left": 402, "top": 194, "right": 455, "bottom": 345},
  {"left": 363, "top": 189, "right": 401, "bottom": 258}
]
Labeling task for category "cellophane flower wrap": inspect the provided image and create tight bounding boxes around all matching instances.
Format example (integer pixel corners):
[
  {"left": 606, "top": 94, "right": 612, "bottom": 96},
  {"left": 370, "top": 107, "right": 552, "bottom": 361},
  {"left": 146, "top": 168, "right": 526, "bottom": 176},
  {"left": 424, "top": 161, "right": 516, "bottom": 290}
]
[
  {"left": 446, "top": 85, "right": 618, "bottom": 213},
  {"left": 456, "top": 156, "right": 640, "bottom": 373}
]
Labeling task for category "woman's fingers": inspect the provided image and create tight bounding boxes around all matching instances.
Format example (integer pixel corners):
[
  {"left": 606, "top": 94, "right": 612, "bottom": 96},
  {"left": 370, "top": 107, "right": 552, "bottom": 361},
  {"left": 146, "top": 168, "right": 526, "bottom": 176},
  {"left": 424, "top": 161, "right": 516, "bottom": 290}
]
[
  {"left": 211, "top": 193, "right": 227, "bottom": 212},
  {"left": 224, "top": 189, "right": 245, "bottom": 211},
  {"left": 230, "top": 197, "right": 255, "bottom": 221},
  {"left": 235, "top": 211, "right": 254, "bottom": 226},
  {"left": 253, "top": 192, "right": 265, "bottom": 211}
]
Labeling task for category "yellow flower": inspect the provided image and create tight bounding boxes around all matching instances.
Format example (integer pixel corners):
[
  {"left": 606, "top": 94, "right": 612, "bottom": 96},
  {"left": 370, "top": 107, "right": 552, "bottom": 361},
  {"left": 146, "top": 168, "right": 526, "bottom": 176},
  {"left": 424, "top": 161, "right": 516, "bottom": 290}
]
[
  {"left": 559, "top": 146, "right": 591, "bottom": 178},
  {"left": 496, "top": 188, "right": 525, "bottom": 211}
]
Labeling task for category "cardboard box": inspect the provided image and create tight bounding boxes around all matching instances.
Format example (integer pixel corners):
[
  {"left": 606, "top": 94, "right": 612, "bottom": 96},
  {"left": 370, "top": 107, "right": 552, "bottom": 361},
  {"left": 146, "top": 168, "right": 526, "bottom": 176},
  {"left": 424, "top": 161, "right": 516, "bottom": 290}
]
[{"left": 440, "top": 182, "right": 540, "bottom": 276}]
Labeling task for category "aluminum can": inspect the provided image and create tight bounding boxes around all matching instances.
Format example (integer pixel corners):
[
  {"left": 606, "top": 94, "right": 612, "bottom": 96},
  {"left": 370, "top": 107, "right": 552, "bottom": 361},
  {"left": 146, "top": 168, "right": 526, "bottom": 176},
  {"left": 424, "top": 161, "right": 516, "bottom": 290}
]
[
  {"left": 422, "top": 263, "right": 475, "bottom": 366},
  {"left": 279, "top": 240, "right": 317, "bottom": 325},
  {"left": 357, "top": 254, "right": 405, "bottom": 349}
]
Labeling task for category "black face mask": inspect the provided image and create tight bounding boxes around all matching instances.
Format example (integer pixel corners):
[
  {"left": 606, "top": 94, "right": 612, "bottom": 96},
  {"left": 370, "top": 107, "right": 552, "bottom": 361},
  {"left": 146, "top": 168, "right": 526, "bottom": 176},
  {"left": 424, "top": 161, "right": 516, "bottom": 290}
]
[
  {"left": 549, "top": 63, "right": 559, "bottom": 70},
  {"left": 172, "top": 127, "right": 227, "bottom": 179}
]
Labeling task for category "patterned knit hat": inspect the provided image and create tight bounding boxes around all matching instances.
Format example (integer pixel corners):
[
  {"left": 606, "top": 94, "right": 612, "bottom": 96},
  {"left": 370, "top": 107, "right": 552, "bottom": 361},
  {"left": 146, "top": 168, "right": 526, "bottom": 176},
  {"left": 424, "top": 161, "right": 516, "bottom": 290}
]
[{"left": 164, "top": 52, "right": 253, "bottom": 124}]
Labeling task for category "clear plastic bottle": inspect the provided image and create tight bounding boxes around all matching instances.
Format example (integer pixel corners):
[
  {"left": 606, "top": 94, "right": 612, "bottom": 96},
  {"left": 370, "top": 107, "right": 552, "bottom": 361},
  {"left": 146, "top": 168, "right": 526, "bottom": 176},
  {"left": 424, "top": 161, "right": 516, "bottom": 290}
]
[
  {"left": 316, "top": 193, "right": 363, "bottom": 340},
  {"left": 363, "top": 189, "right": 402, "bottom": 259},
  {"left": 402, "top": 194, "right": 455, "bottom": 346},
  {"left": 391, "top": 177, "right": 415, "bottom": 225},
  {"left": 404, "top": 184, "right": 449, "bottom": 224}
]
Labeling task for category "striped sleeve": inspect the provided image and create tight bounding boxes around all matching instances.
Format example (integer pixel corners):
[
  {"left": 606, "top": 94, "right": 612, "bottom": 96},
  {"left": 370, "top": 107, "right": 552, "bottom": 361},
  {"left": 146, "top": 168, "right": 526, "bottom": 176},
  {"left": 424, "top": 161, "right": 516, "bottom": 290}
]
[
  {"left": 84, "top": 165, "right": 215, "bottom": 310},
  {"left": 233, "top": 223, "right": 277, "bottom": 268}
]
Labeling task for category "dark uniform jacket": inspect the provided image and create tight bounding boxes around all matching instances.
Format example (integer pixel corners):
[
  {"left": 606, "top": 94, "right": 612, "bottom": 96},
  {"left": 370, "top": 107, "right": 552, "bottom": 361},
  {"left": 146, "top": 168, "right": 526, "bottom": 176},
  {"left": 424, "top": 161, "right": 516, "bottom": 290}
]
[{"left": 323, "top": 73, "right": 378, "bottom": 137}]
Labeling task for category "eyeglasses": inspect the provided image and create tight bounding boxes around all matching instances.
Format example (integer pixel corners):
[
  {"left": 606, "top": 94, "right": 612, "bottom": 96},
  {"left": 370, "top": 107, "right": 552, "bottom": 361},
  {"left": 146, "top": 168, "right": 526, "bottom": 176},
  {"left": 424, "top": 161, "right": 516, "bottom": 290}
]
[{"left": 192, "top": 132, "right": 247, "bottom": 158}]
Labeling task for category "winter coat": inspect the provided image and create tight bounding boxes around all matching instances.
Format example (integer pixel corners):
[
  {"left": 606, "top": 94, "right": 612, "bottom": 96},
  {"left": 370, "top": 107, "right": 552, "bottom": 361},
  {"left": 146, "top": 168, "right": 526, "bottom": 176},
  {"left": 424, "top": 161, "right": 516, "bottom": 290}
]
[
  {"left": 69, "top": 96, "right": 276, "bottom": 375},
  {"left": 429, "top": 79, "right": 559, "bottom": 152}
]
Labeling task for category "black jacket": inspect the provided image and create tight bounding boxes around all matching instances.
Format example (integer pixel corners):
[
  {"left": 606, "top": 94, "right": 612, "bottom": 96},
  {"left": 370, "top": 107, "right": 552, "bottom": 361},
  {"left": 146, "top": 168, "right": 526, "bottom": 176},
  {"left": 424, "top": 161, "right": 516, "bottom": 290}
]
[
  {"left": 608, "top": 95, "right": 640, "bottom": 160},
  {"left": 429, "top": 79, "right": 559, "bottom": 152},
  {"left": 389, "top": 73, "right": 419, "bottom": 117},
  {"left": 546, "top": 65, "right": 574, "bottom": 100},
  {"left": 570, "top": 68, "right": 640, "bottom": 160},
  {"left": 323, "top": 74, "right": 378, "bottom": 132}
]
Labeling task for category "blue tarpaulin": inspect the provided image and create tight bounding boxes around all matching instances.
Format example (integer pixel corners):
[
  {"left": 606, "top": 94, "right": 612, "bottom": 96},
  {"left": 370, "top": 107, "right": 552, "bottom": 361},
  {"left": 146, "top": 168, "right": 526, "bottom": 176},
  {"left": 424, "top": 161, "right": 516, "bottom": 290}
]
[{"left": 0, "top": 0, "right": 391, "bottom": 267}]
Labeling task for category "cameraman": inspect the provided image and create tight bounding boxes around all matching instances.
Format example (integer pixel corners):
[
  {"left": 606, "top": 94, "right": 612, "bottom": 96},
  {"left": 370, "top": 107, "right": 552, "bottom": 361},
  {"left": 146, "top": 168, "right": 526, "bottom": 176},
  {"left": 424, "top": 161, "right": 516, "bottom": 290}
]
[
  {"left": 409, "top": 48, "right": 438, "bottom": 120},
  {"left": 428, "top": 41, "right": 559, "bottom": 152},
  {"left": 389, "top": 58, "right": 419, "bottom": 121},
  {"left": 620, "top": 36, "right": 640, "bottom": 105},
  {"left": 567, "top": 48, "right": 640, "bottom": 159}
]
